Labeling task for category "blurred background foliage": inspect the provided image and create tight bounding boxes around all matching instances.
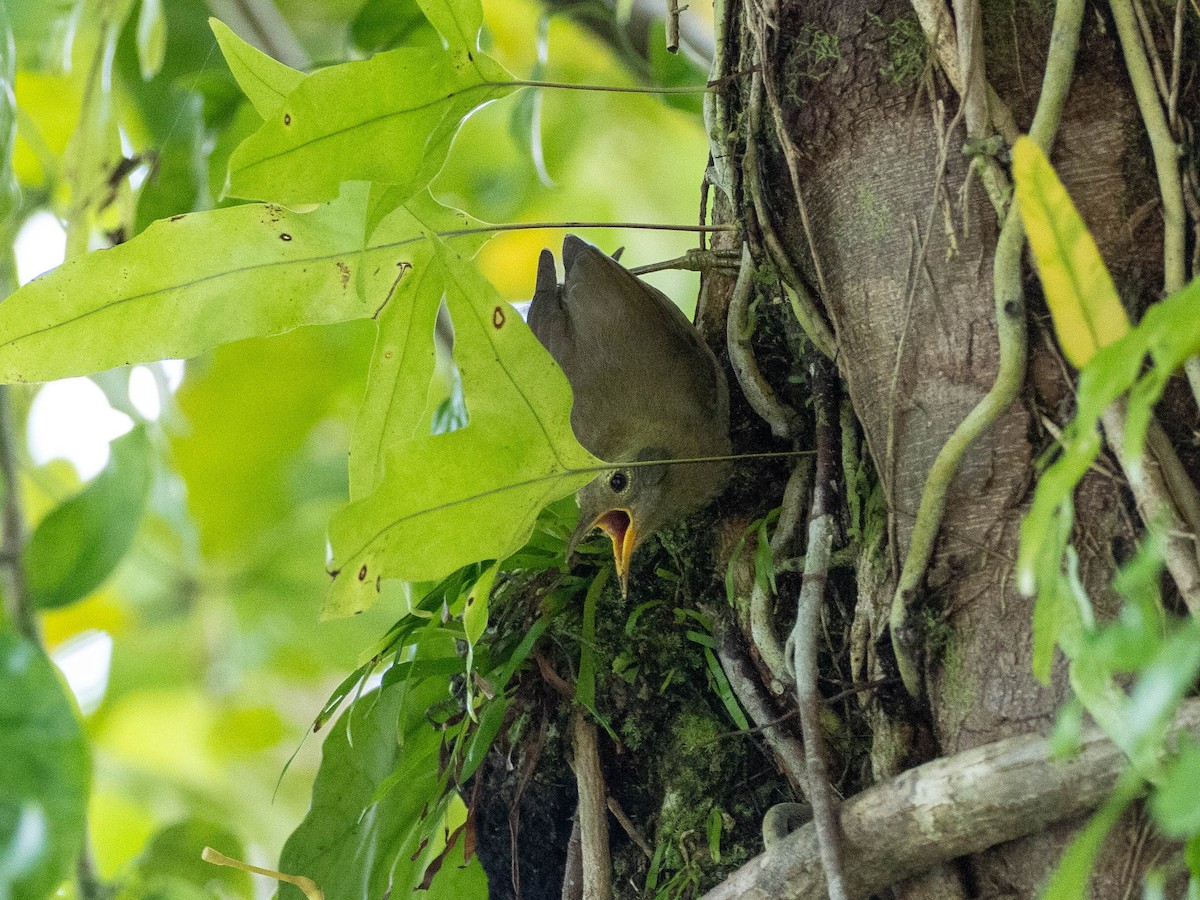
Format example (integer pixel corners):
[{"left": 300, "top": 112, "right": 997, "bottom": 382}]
[{"left": 3, "top": 0, "right": 710, "bottom": 890}]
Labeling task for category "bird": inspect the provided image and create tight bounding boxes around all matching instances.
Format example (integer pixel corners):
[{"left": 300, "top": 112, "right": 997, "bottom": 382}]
[{"left": 528, "top": 235, "right": 732, "bottom": 595}]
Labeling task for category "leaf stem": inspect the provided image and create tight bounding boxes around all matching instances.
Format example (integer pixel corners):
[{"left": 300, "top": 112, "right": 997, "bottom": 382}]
[{"left": 443, "top": 221, "right": 736, "bottom": 240}]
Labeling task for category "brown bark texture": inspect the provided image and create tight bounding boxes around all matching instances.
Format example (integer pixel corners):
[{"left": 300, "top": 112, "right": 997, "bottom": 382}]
[{"left": 694, "top": 0, "right": 1200, "bottom": 896}]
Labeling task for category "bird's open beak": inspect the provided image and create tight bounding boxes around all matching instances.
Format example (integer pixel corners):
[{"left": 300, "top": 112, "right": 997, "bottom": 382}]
[{"left": 595, "top": 509, "right": 636, "bottom": 596}]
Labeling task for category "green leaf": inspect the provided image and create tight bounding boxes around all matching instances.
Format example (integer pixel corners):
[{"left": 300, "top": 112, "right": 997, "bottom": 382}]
[
  {"left": 706, "top": 806, "right": 724, "bottom": 864},
  {"left": 136, "top": 0, "right": 167, "bottom": 79},
  {"left": 8, "top": 0, "right": 79, "bottom": 71},
  {"left": 210, "top": 18, "right": 304, "bottom": 119},
  {"left": 0, "top": 184, "right": 422, "bottom": 384},
  {"left": 278, "top": 677, "right": 475, "bottom": 900},
  {"left": 225, "top": 0, "right": 515, "bottom": 206},
  {"left": 1040, "top": 768, "right": 1141, "bottom": 900},
  {"left": 704, "top": 647, "right": 749, "bottom": 731},
  {"left": 325, "top": 240, "right": 600, "bottom": 618},
  {"left": 123, "top": 819, "right": 252, "bottom": 900},
  {"left": 463, "top": 562, "right": 498, "bottom": 647},
  {"left": 1012, "top": 136, "right": 1130, "bottom": 368},
  {"left": 1018, "top": 277, "right": 1200, "bottom": 599},
  {"left": 1123, "top": 622, "right": 1200, "bottom": 769},
  {"left": 0, "top": 629, "right": 90, "bottom": 900},
  {"left": 24, "top": 426, "right": 153, "bottom": 609},
  {"left": 350, "top": 0, "right": 440, "bottom": 53},
  {"left": 1186, "top": 833, "right": 1200, "bottom": 878},
  {"left": 348, "top": 192, "right": 489, "bottom": 499},
  {"left": 576, "top": 565, "right": 609, "bottom": 710},
  {"left": 1151, "top": 738, "right": 1200, "bottom": 837}
]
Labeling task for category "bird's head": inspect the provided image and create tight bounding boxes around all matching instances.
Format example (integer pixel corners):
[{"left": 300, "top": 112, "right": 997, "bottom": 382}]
[{"left": 568, "top": 447, "right": 728, "bottom": 595}]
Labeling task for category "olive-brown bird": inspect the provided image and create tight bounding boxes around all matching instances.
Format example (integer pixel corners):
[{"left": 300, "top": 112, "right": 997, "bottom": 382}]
[{"left": 529, "top": 235, "right": 732, "bottom": 594}]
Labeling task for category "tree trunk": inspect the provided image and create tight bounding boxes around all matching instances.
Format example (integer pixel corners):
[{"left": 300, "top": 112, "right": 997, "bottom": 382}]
[{"left": 694, "top": 0, "right": 1199, "bottom": 896}]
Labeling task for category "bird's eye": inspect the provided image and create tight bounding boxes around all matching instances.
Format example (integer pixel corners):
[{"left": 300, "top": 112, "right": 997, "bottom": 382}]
[{"left": 609, "top": 471, "right": 629, "bottom": 493}]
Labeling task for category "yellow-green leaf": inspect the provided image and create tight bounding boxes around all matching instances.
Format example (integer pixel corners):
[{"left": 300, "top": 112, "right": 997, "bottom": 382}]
[
  {"left": 324, "top": 240, "right": 599, "bottom": 619},
  {"left": 1013, "top": 135, "right": 1130, "bottom": 368},
  {"left": 210, "top": 18, "right": 304, "bottom": 119}
]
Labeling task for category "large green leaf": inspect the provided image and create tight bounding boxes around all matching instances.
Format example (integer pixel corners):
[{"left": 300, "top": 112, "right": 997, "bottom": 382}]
[
  {"left": 325, "top": 240, "right": 598, "bottom": 618},
  {"left": 223, "top": 0, "right": 515, "bottom": 206},
  {"left": 0, "top": 183, "right": 421, "bottom": 384},
  {"left": 348, "top": 191, "right": 488, "bottom": 499},
  {"left": 209, "top": 19, "right": 304, "bottom": 119},
  {"left": 24, "top": 425, "right": 153, "bottom": 609},
  {"left": 0, "top": 630, "right": 90, "bottom": 900},
  {"left": 278, "top": 646, "right": 486, "bottom": 900}
]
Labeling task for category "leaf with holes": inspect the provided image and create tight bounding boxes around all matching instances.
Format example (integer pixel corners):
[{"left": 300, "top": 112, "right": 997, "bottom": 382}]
[
  {"left": 224, "top": 0, "right": 515, "bottom": 206},
  {"left": 325, "top": 239, "right": 599, "bottom": 618},
  {"left": 348, "top": 190, "right": 490, "bottom": 499},
  {"left": 211, "top": 18, "right": 304, "bottom": 119},
  {"left": 0, "top": 183, "right": 446, "bottom": 384}
]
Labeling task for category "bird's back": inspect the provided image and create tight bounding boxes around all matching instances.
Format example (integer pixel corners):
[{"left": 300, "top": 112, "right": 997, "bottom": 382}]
[{"left": 528, "top": 236, "right": 730, "bottom": 465}]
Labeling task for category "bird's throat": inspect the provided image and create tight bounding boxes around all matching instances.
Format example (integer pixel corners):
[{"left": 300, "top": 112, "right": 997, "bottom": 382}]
[{"left": 597, "top": 509, "right": 636, "bottom": 596}]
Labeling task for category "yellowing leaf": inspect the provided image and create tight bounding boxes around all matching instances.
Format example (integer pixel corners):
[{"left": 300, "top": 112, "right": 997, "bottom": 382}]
[{"left": 1013, "top": 136, "right": 1130, "bottom": 368}]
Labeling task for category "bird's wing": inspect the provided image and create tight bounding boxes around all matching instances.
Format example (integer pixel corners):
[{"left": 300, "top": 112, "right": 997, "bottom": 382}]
[{"left": 560, "top": 238, "right": 730, "bottom": 452}]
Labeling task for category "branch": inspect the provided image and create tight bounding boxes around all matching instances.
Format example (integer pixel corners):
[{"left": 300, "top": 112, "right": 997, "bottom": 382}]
[
  {"left": 702, "top": 697, "right": 1200, "bottom": 899},
  {"left": 788, "top": 357, "right": 848, "bottom": 900},
  {"left": 569, "top": 708, "right": 612, "bottom": 900}
]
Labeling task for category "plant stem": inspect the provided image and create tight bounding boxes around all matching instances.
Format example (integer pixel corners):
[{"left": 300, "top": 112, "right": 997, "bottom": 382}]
[
  {"left": 0, "top": 383, "right": 33, "bottom": 641},
  {"left": 790, "top": 356, "right": 848, "bottom": 900},
  {"left": 889, "top": 0, "right": 1083, "bottom": 697},
  {"left": 1110, "top": 0, "right": 1186, "bottom": 297}
]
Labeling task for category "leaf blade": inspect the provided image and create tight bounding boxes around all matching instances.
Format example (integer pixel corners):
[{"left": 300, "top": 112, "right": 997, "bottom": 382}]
[
  {"left": 1012, "top": 136, "right": 1130, "bottom": 368},
  {"left": 210, "top": 18, "right": 305, "bottom": 119},
  {"left": 24, "top": 425, "right": 153, "bottom": 610},
  {"left": 325, "top": 242, "right": 599, "bottom": 618}
]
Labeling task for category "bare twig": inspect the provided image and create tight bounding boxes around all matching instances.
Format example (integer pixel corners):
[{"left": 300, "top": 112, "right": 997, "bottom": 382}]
[
  {"left": 743, "top": 75, "right": 837, "bottom": 360},
  {"left": 952, "top": 0, "right": 1012, "bottom": 215},
  {"left": 750, "top": 458, "right": 813, "bottom": 690},
  {"left": 665, "top": 0, "right": 681, "bottom": 52},
  {"left": 1110, "top": 0, "right": 1187, "bottom": 298},
  {"left": 569, "top": 708, "right": 612, "bottom": 900},
  {"left": 908, "top": 0, "right": 1020, "bottom": 143},
  {"left": 607, "top": 796, "right": 654, "bottom": 859},
  {"left": 750, "top": 20, "right": 828, "bottom": 302},
  {"left": 715, "top": 624, "right": 807, "bottom": 794},
  {"left": 1102, "top": 402, "right": 1200, "bottom": 614},
  {"left": 788, "top": 357, "right": 848, "bottom": 900},
  {"left": 1110, "top": 0, "right": 1200, "bottom": 416},
  {"left": 702, "top": 698, "right": 1200, "bottom": 900}
]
